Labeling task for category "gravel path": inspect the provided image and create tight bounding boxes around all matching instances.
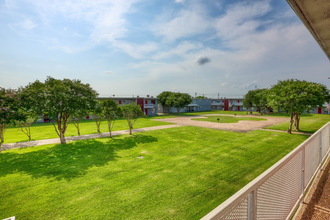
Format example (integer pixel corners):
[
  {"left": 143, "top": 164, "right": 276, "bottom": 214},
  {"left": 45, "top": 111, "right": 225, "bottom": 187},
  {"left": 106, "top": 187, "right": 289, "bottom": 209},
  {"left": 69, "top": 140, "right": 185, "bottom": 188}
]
[{"left": 153, "top": 114, "right": 289, "bottom": 133}]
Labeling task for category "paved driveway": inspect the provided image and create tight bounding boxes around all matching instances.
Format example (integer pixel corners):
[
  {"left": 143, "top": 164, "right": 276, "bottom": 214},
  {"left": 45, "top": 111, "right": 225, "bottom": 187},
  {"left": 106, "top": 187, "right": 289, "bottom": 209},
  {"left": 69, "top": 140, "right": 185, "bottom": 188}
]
[{"left": 153, "top": 114, "right": 290, "bottom": 133}]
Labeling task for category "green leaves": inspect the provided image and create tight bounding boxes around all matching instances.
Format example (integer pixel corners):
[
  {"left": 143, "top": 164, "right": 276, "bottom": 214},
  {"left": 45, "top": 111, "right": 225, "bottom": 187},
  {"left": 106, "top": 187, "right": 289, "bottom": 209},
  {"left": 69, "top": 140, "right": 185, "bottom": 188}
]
[
  {"left": 20, "top": 76, "right": 99, "bottom": 143},
  {"left": 268, "top": 79, "right": 327, "bottom": 114}
]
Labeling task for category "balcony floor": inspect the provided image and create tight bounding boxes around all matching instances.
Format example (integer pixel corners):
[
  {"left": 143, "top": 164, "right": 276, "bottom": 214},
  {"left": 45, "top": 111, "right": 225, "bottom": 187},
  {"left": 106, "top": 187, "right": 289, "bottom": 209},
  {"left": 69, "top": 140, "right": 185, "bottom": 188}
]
[{"left": 295, "top": 156, "right": 330, "bottom": 219}]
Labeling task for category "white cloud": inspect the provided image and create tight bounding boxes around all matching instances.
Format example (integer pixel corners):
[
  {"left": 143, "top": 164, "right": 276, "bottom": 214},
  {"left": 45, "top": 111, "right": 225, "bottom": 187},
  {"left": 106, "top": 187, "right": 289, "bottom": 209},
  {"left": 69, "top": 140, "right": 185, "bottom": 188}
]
[
  {"left": 152, "top": 8, "right": 211, "bottom": 42},
  {"left": 21, "top": 19, "right": 37, "bottom": 29},
  {"left": 214, "top": 1, "right": 271, "bottom": 40},
  {"left": 175, "top": 0, "right": 185, "bottom": 3},
  {"left": 129, "top": 61, "right": 165, "bottom": 69},
  {"left": 153, "top": 41, "right": 203, "bottom": 60},
  {"left": 220, "top": 82, "right": 228, "bottom": 87},
  {"left": 113, "top": 41, "right": 158, "bottom": 59},
  {"left": 104, "top": 71, "right": 115, "bottom": 74},
  {"left": 16, "top": 0, "right": 144, "bottom": 55}
]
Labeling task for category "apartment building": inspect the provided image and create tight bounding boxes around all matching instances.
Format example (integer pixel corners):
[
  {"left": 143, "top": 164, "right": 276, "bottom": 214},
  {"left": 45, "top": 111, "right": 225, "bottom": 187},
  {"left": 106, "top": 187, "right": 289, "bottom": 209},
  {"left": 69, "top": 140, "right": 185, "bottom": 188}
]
[
  {"left": 158, "top": 98, "right": 211, "bottom": 113},
  {"left": 211, "top": 98, "right": 245, "bottom": 111},
  {"left": 97, "top": 95, "right": 158, "bottom": 116}
]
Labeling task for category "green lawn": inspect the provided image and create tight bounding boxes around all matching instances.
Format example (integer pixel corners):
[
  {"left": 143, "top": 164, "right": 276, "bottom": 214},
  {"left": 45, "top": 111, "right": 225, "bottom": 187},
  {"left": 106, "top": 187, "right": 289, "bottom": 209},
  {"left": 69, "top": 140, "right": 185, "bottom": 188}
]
[
  {"left": 265, "top": 114, "right": 330, "bottom": 133},
  {"left": 0, "top": 126, "right": 308, "bottom": 219},
  {"left": 3, "top": 115, "right": 175, "bottom": 144},
  {"left": 192, "top": 115, "right": 266, "bottom": 123}
]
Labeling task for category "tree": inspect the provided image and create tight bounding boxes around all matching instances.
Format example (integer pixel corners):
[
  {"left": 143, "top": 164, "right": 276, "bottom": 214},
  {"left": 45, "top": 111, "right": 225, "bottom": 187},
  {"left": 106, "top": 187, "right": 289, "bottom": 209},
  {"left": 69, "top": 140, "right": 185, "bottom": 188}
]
[
  {"left": 0, "top": 88, "right": 24, "bottom": 152},
  {"left": 92, "top": 100, "right": 104, "bottom": 133},
  {"left": 70, "top": 108, "right": 89, "bottom": 136},
  {"left": 20, "top": 76, "right": 98, "bottom": 144},
  {"left": 16, "top": 116, "right": 39, "bottom": 141},
  {"left": 102, "top": 99, "right": 122, "bottom": 138},
  {"left": 168, "top": 92, "right": 192, "bottom": 115},
  {"left": 195, "top": 96, "right": 207, "bottom": 99},
  {"left": 243, "top": 90, "right": 257, "bottom": 114},
  {"left": 253, "top": 89, "right": 271, "bottom": 114},
  {"left": 121, "top": 103, "right": 145, "bottom": 135},
  {"left": 157, "top": 91, "right": 174, "bottom": 114},
  {"left": 16, "top": 88, "right": 40, "bottom": 141},
  {"left": 268, "top": 79, "right": 327, "bottom": 133}
]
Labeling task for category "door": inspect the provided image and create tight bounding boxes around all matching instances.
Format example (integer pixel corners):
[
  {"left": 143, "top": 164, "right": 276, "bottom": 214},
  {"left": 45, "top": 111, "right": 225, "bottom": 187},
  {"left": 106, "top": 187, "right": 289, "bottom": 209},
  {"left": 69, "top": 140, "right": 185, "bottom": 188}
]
[
  {"left": 238, "top": 106, "right": 240, "bottom": 111},
  {"left": 318, "top": 108, "right": 322, "bottom": 114},
  {"left": 137, "top": 98, "right": 144, "bottom": 112},
  {"left": 224, "top": 99, "right": 229, "bottom": 111}
]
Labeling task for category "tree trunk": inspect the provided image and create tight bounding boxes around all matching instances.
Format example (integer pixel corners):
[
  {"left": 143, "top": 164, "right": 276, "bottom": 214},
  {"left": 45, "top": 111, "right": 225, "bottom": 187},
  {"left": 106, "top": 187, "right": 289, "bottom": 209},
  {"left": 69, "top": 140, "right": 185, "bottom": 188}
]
[
  {"left": 129, "top": 126, "right": 132, "bottom": 135},
  {"left": 0, "top": 124, "right": 6, "bottom": 143},
  {"left": 177, "top": 108, "right": 181, "bottom": 115},
  {"left": 59, "top": 131, "right": 66, "bottom": 144},
  {"left": 166, "top": 106, "right": 171, "bottom": 115},
  {"left": 288, "top": 112, "right": 294, "bottom": 134},
  {"left": 27, "top": 126, "right": 31, "bottom": 141},
  {"left": 108, "top": 124, "right": 112, "bottom": 138},
  {"left": 294, "top": 113, "right": 300, "bottom": 131}
]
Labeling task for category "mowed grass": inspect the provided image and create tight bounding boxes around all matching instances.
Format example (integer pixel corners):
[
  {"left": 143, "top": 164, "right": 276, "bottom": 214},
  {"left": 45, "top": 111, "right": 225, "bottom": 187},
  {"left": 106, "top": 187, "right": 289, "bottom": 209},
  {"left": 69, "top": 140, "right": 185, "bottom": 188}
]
[
  {"left": 265, "top": 114, "right": 330, "bottom": 133},
  {"left": 0, "top": 126, "right": 308, "bottom": 219},
  {"left": 192, "top": 116, "right": 266, "bottom": 123},
  {"left": 177, "top": 110, "right": 258, "bottom": 116},
  {"left": 3, "top": 115, "right": 175, "bottom": 144}
]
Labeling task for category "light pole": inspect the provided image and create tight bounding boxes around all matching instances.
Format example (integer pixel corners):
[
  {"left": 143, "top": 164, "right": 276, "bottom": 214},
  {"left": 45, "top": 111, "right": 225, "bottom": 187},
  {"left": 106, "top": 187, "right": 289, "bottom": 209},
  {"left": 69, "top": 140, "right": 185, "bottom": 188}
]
[{"left": 328, "top": 78, "right": 330, "bottom": 114}]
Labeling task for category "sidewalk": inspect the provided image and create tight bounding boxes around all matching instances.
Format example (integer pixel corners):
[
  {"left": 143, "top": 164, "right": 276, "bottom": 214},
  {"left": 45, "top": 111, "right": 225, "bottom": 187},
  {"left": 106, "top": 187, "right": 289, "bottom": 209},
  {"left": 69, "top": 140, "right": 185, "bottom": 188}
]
[{"left": 2, "top": 124, "right": 183, "bottom": 151}]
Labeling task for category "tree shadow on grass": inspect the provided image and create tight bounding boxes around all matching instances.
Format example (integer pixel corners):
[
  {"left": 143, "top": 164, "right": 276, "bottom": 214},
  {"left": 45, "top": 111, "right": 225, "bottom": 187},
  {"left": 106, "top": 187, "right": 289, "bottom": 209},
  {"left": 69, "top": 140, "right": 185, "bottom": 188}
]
[{"left": 0, "top": 134, "right": 158, "bottom": 181}]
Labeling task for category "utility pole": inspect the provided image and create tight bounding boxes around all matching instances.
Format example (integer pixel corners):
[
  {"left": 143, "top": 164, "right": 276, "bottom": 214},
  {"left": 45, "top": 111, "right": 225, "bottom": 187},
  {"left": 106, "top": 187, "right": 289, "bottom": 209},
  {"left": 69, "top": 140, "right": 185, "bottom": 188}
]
[
  {"left": 218, "top": 93, "right": 219, "bottom": 99},
  {"left": 195, "top": 92, "right": 197, "bottom": 98}
]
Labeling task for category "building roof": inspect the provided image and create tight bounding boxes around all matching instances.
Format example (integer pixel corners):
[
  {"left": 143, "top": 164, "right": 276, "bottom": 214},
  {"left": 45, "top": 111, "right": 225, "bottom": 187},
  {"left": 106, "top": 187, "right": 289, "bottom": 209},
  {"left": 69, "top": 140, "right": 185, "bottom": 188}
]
[{"left": 287, "top": 0, "right": 330, "bottom": 60}]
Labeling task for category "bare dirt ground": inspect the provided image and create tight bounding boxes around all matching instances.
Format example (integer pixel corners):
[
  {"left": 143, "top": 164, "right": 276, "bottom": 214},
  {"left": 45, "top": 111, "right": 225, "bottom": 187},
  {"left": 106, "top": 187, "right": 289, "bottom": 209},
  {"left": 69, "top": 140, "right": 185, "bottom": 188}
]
[{"left": 153, "top": 114, "right": 290, "bottom": 133}]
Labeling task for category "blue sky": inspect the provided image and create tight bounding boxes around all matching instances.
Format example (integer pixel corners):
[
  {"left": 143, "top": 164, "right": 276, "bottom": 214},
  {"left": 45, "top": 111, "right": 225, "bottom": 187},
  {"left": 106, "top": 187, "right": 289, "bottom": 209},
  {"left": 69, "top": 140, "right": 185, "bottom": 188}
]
[{"left": 1, "top": 0, "right": 329, "bottom": 98}]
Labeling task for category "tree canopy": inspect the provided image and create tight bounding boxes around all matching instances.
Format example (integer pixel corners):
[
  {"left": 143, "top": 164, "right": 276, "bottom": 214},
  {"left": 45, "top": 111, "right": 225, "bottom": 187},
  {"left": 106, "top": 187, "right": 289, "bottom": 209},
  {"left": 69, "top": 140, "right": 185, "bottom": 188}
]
[
  {"left": 0, "top": 88, "right": 24, "bottom": 151},
  {"left": 268, "top": 79, "right": 328, "bottom": 133},
  {"left": 243, "top": 90, "right": 257, "bottom": 113},
  {"left": 168, "top": 92, "right": 192, "bottom": 115},
  {"left": 157, "top": 91, "right": 174, "bottom": 114},
  {"left": 195, "top": 96, "right": 207, "bottom": 99},
  {"left": 253, "top": 88, "right": 271, "bottom": 114},
  {"left": 20, "top": 76, "right": 98, "bottom": 144}
]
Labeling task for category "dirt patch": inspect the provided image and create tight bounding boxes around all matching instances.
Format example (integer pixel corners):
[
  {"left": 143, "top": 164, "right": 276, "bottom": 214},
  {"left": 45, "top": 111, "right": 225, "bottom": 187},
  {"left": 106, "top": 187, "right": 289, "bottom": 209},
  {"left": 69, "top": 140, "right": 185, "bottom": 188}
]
[{"left": 153, "top": 114, "right": 289, "bottom": 133}]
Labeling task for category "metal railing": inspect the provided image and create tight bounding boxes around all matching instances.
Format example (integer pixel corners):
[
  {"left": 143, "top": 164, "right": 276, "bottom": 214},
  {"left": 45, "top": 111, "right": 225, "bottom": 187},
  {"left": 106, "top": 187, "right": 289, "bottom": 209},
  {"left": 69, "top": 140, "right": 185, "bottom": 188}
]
[{"left": 201, "top": 122, "right": 330, "bottom": 220}]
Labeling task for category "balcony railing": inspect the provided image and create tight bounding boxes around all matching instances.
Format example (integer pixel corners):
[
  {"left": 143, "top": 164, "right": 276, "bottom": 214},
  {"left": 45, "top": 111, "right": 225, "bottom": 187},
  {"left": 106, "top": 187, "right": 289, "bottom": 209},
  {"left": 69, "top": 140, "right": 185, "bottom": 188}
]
[
  {"left": 202, "top": 121, "right": 330, "bottom": 220},
  {"left": 144, "top": 104, "right": 155, "bottom": 108}
]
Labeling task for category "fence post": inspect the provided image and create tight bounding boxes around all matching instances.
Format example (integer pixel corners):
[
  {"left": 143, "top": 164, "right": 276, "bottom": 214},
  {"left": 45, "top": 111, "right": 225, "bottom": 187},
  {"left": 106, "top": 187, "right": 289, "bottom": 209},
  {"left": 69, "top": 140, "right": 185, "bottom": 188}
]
[
  {"left": 320, "top": 132, "right": 322, "bottom": 165},
  {"left": 301, "top": 147, "right": 305, "bottom": 203},
  {"left": 248, "top": 191, "right": 254, "bottom": 220}
]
